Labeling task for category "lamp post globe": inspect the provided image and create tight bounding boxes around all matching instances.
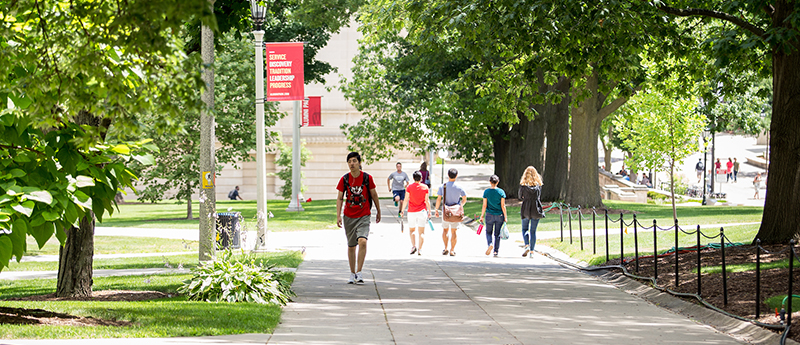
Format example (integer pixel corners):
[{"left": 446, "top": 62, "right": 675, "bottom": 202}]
[{"left": 251, "top": 0, "right": 268, "bottom": 249}]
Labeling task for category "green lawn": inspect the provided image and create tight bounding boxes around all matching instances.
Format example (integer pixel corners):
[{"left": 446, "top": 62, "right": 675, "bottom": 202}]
[
  {"left": 0, "top": 251, "right": 301, "bottom": 339},
  {"left": 4, "top": 250, "right": 303, "bottom": 272},
  {"left": 100, "top": 199, "right": 340, "bottom": 231},
  {"left": 22, "top": 236, "right": 198, "bottom": 257}
]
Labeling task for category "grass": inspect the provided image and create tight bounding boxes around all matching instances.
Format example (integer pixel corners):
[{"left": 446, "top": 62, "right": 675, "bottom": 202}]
[
  {"left": 4, "top": 250, "right": 303, "bottom": 272},
  {"left": 22, "top": 236, "right": 198, "bottom": 257},
  {"left": 0, "top": 251, "right": 301, "bottom": 339},
  {"left": 100, "top": 199, "right": 340, "bottom": 231},
  {"left": 541, "top": 223, "right": 762, "bottom": 266}
]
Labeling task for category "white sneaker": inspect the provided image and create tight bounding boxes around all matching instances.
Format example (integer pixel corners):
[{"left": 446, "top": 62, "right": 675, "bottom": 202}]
[
  {"left": 348, "top": 273, "right": 356, "bottom": 284},
  {"left": 355, "top": 272, "right": 364, "bottom": 284}
]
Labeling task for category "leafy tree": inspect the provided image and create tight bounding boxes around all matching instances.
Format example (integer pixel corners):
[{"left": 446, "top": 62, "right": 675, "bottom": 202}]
[
  {"left": 654, "top": 0, "right": 798, "bottom": 243},
  {"left": 615, "top": 91, "right": 705, "bottom": 219},
  {"left": 271, "top": 139, "right": 312, "bottom": 200},
  {"left": 0, "top": 0, "right": 212, "bottom": 296},
  {"left": 133, "top": 30, "right": 282, "bottom": 219}
]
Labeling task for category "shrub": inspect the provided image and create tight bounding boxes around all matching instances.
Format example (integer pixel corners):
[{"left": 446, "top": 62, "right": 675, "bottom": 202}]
[{"left": 178, "top": 250, "right": 294, "bottom": 305}]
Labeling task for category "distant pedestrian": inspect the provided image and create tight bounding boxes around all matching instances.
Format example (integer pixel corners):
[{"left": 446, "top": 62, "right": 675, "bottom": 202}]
[
  {"left": 419, "top": 161, "right": 431, "bottom": 189},
  {"left": 733, "top": 158, "right": 740, "bottom": 182},
  {"left": 388, "top": 162, "right": 410, "bottom": 207},
  {"left": 695, "top": 159, "right": 704, "bottom": 183},
  {"left": 753, "top": 173, "right": 762, "bottom": 199},
  {"left": 336, "top": 152, "right": 381, "bottom": 284},
  {"left": 480, "top": 174, "right": 508, "bottom": 258},
  {"left": 400, "top": 171, "right": 431, "bottom": 255},
  {"left": 715, "top": 158, "right": 721, "bottom": 174},
  {"left": 518, "top": 167, "right": 545, "bottom": 257},
  {"left": 640, "top": 173, "right": 652, "bottom": 188},
  {"left": 228, "top": 186, "right": 243, "bottom": 200},
  {"left": 726, "top": 158, "right": 733, "bottom": 182},
  {"left": 434, "top": 168, "right": 467, "bottom": 256}
]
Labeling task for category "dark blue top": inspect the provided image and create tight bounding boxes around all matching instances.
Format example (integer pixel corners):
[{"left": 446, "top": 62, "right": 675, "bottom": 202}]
[{"left": 483, "top": 187, "right": 506, "bottom": 215}]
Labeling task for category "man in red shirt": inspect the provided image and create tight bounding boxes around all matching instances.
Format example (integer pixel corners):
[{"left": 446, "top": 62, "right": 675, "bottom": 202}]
[
  {"left": 336, "top": 152, "right": 381, "bottom": 284},
  {"left": 400, "top": 171, "right": 431, "bottom": 255}
]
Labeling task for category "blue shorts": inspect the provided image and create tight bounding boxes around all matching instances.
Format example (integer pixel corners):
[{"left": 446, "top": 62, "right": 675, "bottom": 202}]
[{"left": 392, "top": 190, "right": 406, "bottom": 201}]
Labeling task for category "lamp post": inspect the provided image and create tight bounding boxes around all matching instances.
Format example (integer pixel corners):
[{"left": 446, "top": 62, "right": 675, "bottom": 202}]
[
  {"left": 702, "top": 130, "right": 710, "bottom": 205},
  {"left": 438, "top": 149, "right": 448, "bottom": 184},
  {"left": 250, "top": 0, "right": 268, "bottom": 249}
]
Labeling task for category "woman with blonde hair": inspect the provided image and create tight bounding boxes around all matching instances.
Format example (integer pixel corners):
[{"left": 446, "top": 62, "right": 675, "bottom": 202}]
[{"left": 519, "top": 166, "right": 545, "bottom": 257}]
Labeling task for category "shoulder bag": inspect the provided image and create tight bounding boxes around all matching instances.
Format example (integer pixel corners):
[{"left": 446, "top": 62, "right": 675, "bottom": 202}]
[{"left": 443, "top": 183, "right": 464, "bottom": 223}]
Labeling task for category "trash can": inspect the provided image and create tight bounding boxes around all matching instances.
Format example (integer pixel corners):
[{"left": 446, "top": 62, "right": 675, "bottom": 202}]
[{"left": 216, "top": 212, "right": 242, "bottom": 249}]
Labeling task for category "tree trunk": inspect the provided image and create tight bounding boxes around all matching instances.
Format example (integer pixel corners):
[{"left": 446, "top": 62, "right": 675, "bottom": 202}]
[
  {"left": 489, "top": 123, "right": 512, "bottom": 200},
  {"left": 603, "top": 125, "right": 613, "bottom": 172},
  {"left": 186, "top": 193, "right": 193, "bottom": 220},
  {"left": 566, "top": 72, "right": 630, "bottom": 207},
  {"left": 56, "top": 214, "right": 94, "bottom": 297},
  {"left": 567, "top": 95, "right": 604, "bottom": 207},
  {"left": 541, "top": 77, "right": 570, "bottom": 202},
  {"left": 754, "top": 35, "right": 800, "bottom": 243}
]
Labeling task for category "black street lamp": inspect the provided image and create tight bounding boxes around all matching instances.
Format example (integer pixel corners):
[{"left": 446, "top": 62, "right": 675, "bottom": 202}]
[{"left": 250, "top": 0, "right": 267, "bottom": 30}]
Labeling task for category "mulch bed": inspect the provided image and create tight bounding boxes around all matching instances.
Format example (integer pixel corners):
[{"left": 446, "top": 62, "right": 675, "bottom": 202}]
[
  {"left": 1, "top": 290, "right": 171, "bottom": 327},
  {"left": 600, "top": 243, "right": 800, "bottom": 343}
]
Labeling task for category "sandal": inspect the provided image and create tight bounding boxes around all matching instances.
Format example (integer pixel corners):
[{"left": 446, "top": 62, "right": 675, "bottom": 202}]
[
  {"left": 442, "top": 249, "right": 449, "bottom": 255},
  {"left": 449, "top": 251, "right": 456, "bottom": 256}
]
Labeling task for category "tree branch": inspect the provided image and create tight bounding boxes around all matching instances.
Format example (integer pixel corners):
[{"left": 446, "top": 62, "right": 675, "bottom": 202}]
[{"left": 657, "top": 5, "right": 767, "bottom": 39}]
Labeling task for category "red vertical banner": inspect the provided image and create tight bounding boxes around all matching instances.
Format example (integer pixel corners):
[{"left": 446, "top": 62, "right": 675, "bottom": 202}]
[
  {"left": 302, "top": 96, "right": 322, "bottom": 127},
  {"left": 265, "top": 42, "right": 304, "bottom": 101}
]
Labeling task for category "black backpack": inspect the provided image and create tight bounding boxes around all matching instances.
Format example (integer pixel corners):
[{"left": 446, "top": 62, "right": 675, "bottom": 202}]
[
  {"left": 227, "top": 190, "right": 235, "bottom": 199},
  {"left": 342, "top": 172, "right": 372, "bottom": 210}
]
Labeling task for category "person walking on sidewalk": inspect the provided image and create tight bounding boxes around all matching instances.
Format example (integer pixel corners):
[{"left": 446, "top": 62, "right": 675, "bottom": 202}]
[
  {"left": 336, "top": 152, "right": 382, "bottom": 284},
  {"left": 388, "top": 162, "right": 410, "bottom": 207},
  {"left": 419, "top": 161, "right": 431, "bottom": 189},
  {"left": 733, "top": 158, "right": 740, "bottom": 182},
  {"left": 400, "top": 171, "right": 431, "bottom": 255},
  {"left": 726, "top": 158, "right": 734, "bottom": 182},
  {"left": 434, "top": 168, "right": 467, "bottom": 256},
  {"left": 695, "top": 158, "right": 704, "bottom": 183},
  {"left": 518, "top": 167, "right": 545, "bottom": 257},
  {"left": 753, "top": 172, "right": 762, "bottom": 199},
  {"left": 480, "top": 174, "right": 508, "bottom": 258}
]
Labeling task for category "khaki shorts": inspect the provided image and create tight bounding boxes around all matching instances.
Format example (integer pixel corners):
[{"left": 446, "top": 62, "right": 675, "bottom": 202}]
[
  {"left": 343, "top": 215, "right": 370, "bottom": 247},
  {"left": 441, "top": 220, "right": 459, "bottom": 229},
  {"left": 407, "top": 210, "right": 428, "bottom": 228}
]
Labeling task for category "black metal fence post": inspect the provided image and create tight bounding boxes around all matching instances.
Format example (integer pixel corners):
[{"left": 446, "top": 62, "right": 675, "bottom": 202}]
[
  {"left": 578, "top": 206, "right": 584, "bottom": 251},
  {"left": 559, "top": 204, "right": 564, "bottom": 242},
  {"left": 721, "top": 227, "right": 727, "bottom": 306},
  {"left": 605, "top": 209, "right": 609, "bottom": 262},
  {"left": 592, "top": 207, "right": 597, "bottom": 254},
  {"left": 653, "top": 219, "right": 658, "bottom": 283},
  {"left": 789, "top": 239, "right": 796, "bottom": 327},
  {"left": 675, "top": 219, "right": 680, "bottom": 289},
  {"left": 634, "top": 214, "right": 639, "bottom": 273},
  {"left": 568, "top": 204, "right": 573, "bottom": 244},
  {"left": 696, "top": 225, "right": 701, "bottom": 296},
  {"left": 755, "top": 238, "right": 761, "bottom": 318},
  {"left": 620, "top": 213, "right": 624, "bottom": 264}
]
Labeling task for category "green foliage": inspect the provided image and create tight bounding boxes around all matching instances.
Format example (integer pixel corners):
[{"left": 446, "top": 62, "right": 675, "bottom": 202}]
[
  {"left": 0, "top": 118, "right": 155, "bottom": 271},
  {"left": 272, "top": 139, "right": 312, "bottom": 200},
  {"left": 134, "top": 30, "right": 283, "bottom": 205},
  {"left": 647, "top": 191, "right": 668, "bottom": 201},
  {"left": 765, "top": 295, "right": 800, "bottom": 314},
  {"left": 178, "top": 249, "right": 295, "bottom": 305}
]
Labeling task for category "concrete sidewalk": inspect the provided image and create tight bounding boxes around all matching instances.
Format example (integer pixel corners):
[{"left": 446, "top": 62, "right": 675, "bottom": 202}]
[{"left": 4, "top": 199, "right": 784, "bottom": 345}]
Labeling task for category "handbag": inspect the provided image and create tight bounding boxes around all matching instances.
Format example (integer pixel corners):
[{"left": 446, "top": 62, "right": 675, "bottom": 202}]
[
  {"left": 500, "top": 222, "right": 509, "bottom": 240},
  {"left": 443, "top": 183, "right": 464, "bottom": 223}
]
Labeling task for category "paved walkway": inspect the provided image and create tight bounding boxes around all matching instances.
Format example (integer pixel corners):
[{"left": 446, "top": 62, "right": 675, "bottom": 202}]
[{"left": 5, "top": 199, "right": 788, "bottom": 345}]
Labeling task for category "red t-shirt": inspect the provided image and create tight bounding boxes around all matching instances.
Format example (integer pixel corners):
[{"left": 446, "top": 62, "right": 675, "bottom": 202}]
[
  {"left": 405, "top": 182, "right": 429, "bottom": 212},
  {"left": 337, "top": 172, "right": 377, "bottom": 219}
]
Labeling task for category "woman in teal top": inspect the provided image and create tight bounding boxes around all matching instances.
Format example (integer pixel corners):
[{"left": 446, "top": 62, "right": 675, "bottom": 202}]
[{"left": 479, "top": 174, "right": 508, "bottom": 257}]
